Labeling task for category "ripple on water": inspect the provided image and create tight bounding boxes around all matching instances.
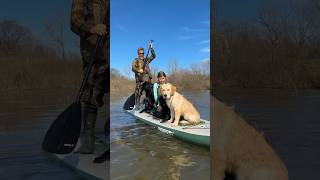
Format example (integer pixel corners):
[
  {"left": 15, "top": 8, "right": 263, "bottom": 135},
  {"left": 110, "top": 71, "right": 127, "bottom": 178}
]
[{"left": 110, "top": 92, "right": 210, "bottom": 180}]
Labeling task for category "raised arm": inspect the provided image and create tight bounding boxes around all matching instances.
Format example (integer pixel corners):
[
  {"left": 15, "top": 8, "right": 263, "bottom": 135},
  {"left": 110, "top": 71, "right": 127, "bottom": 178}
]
[{"left": 146, "top": 48, "right": 156, "bottom": 64}]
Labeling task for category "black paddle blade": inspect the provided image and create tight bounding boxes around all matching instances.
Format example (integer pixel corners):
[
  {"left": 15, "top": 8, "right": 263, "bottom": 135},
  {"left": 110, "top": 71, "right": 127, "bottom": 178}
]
[
  {"left": 123, "top": 93, "right": 135, "bottom": 110},
  {"left": 42, "top": 102, "right": 82, "bottom": 154}
]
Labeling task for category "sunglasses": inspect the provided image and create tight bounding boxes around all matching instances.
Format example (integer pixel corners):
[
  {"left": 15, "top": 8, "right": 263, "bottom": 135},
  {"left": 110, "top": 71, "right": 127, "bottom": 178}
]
[{"left": 139, "top": 52, "right": 144, "bottom": 54}]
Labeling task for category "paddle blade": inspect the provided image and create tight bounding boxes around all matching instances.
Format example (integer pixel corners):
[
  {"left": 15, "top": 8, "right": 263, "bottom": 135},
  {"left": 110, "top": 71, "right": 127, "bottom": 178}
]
[
  {"left": 42, "top": 102, "right": 82, "bottom": 154},
  {"left": 123, "top": 93, "right": 135, "bottom": 110}
]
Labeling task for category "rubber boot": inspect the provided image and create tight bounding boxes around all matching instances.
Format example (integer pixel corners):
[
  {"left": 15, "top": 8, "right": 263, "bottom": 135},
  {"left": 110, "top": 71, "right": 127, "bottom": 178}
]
[
  {"left": 79, "top": 109, "right": 97, "bottom": 154},
  {"left": 134, "top": 95, "right": 141, "bottom": 111},
  {"left": 93, "top": 149, "right": 110, "bottom": 163}
]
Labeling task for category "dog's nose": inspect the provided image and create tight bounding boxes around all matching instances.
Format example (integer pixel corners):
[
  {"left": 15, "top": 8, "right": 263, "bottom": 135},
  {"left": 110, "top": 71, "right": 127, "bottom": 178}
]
[{"left": 164, "top": 94, "right": 167, "bottom": 97}]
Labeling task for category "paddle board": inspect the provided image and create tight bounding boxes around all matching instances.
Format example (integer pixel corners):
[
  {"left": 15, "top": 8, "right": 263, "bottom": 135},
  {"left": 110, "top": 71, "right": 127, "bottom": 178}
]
[
  {"left": 52, "top": 134, "right": 109, "bottom": 180},
  {"left": 126, "top": 110, "right": 210, "bottom": 147}
]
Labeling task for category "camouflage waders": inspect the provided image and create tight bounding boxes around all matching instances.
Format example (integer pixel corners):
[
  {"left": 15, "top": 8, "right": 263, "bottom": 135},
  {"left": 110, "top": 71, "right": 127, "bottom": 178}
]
[
  {"left": 71, "top": 0, "right": 108, "bottom": 154},
  {"left": 132, "top": 48, "right": 156, "bottom": 110},
  {"left": 134, "top": 74, "right": 149, "bottom": 109}
]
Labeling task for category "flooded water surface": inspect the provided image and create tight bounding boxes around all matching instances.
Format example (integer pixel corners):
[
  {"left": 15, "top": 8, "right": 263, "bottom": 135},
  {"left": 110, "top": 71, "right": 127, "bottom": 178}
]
[
  {"left": 110, "top": 91, "right": 210, "bottom": 180},
  {"left": 214, "top": 88, "right": 320, "bottom": 180},
  {"left": 0, "top": 90, "right": 107, "bottom": 180},
  {"left": 4, "top": 87, "right": 316, "bottom": 179}
]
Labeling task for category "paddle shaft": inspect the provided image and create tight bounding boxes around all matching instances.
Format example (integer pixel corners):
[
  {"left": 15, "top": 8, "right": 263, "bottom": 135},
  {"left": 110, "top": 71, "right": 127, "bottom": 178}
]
[
  {"left": 75, "top": 35, "right": 104, "bottom": 103},
  {"left": 142, "top": 40, "right": 153, "bottom": 73}
]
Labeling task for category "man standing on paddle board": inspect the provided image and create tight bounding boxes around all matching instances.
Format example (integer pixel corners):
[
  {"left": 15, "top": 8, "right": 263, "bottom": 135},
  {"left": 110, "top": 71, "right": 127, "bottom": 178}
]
[
  {"left": 132, "top": 42, "right": 156, "bottom": 110},
  {"left": 71, "top": 0, "right": 108, "bottom": 154}
]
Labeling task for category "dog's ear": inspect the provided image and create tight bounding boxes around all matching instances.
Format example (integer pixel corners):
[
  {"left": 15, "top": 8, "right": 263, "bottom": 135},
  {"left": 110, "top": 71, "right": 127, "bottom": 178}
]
[{"left": 171, "top": 85, "right": 176, "bottom": 96}]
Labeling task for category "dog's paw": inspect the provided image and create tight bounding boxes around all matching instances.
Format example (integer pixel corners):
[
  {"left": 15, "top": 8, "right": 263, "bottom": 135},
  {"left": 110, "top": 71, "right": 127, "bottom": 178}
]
[{"left": 170, "top": 123, "right": 177, "bottom": 127}]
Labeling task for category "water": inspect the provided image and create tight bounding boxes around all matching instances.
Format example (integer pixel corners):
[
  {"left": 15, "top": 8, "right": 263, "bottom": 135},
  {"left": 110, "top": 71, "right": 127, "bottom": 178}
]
[
  {"left": 0, "top": 89, "right": 107, "bottom": 180},
  {"left": 4, "top": 87, "right": 315, "bottom": 179},
  {"left": 214, "top": 88, "right": 320, "bottom": 180},
  {"left": 110, "top": 91, "right": 210, "bottom": 180}
]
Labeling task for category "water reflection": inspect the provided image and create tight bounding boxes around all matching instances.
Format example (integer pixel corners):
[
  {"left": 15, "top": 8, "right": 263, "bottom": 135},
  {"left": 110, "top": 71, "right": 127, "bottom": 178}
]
[
  {"left": 110, "top": 91, "right": 210, "bottom": 180},
  {"left": 214, "top": 88, "right": 320, "bottom": 180},
  {"left": 0, "top": 89, "right": 107, "bottom": 180}
]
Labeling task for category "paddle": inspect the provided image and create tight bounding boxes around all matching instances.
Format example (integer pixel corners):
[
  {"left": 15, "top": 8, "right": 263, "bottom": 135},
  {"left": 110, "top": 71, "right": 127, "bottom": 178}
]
[
  {"left": 42, "top": 34, "right": 104, "bottom": 154},
  {"left": 142, "top": 40, "right": 153, "bottom": 74},
  {"left": 123, "top": 93, "right": 135, "bottom": 110},
  {"left": 123, "top": 40, "right": 153, "bottom": 111}
]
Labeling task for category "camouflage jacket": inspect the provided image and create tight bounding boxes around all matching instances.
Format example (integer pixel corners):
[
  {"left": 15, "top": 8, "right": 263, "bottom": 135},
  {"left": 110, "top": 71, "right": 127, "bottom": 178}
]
[
  {"left": 71, "top": 0, "right": 109, "bottom": 62},
  {"left": 70, "top": 0, "right": 107, "bottom": 41},
  {"left": 132, "top": 48, "right": 156, "bottom": 75}
]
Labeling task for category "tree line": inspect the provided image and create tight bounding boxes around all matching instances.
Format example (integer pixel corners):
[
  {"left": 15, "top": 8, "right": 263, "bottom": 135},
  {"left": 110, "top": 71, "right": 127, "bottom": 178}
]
[
  {"left": 0, "top": 19, "right": 82, "bottom": 90},
  {"left": 213, "top": 0, "right": 320, "bottom": 89}
]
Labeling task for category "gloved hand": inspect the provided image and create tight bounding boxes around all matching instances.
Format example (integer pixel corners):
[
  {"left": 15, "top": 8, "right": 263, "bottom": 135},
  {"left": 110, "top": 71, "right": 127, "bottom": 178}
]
[
  {"left": 148, "top": 41, "right": 153, "bottom": 49},
  {"left": 90, "top": 24, "right": 106, "bottom": 36}
]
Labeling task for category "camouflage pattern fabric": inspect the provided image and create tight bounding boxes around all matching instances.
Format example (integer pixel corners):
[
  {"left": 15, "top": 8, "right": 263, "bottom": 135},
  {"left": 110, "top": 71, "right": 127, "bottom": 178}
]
[
  {"left": 71, "top": 0, "right": 108, "bottom": 108},
  {"left": 132, "top": 48, "right": 156, "bottom": 107}
]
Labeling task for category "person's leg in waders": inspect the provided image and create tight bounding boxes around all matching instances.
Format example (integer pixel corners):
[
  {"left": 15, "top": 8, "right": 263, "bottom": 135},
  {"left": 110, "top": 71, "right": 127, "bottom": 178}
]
[
  {"left": 134, "top": 78, "right": 143, "bottom": 110},
  {"left": 92, "top": 23, "right": 109, "bottom": 161},
  {"left": 70, "top": 0, "right": 107, "bottom": 154},
  {"left": 94, "top": 69, "right": 110, "bottom": 163},
  {"left": 143, "top": 76, "right": 154, "bottom": 113},
  {"left": 78, "top": 44, "right": 107, "bottom": 154},
  {"left": 94, "top": 114, "right": 110, "bottom": 163}
]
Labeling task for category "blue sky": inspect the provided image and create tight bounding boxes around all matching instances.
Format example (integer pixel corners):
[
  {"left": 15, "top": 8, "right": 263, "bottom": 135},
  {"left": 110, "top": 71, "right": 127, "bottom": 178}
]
[
  {"left": 0, "top": 0, "right": 278, "bottom": 73},
  {"left": 110, "top": 0, "right": 210, "bottom": 75}
]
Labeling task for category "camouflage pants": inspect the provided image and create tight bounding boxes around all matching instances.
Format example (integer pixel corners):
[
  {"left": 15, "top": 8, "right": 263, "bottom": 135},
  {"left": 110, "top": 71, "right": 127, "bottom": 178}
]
[
  {"left": 134, "top": 73, "right": 149, "bottom": 107},
  {"left": 81, "top": 43, "right": 107, "bottom": 111}
]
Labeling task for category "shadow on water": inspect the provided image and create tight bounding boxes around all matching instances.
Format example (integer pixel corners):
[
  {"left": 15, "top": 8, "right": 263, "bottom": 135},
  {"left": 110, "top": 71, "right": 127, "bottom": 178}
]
[{"left": 110, "top": 91, "right": 210, "bottom": 180}]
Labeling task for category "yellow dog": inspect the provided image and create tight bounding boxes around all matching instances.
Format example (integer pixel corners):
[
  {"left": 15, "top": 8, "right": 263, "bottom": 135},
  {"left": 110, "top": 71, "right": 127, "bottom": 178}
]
[{"left": 159, "top": 83, "right": 200, "bottom": 126}]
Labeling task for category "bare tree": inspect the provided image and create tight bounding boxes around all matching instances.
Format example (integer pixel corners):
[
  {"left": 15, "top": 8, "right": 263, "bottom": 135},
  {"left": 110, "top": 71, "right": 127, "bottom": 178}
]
[
  {"left": 150, "top": 66, "right": 159, "bottom": 80},
  {"left": 123, "top": 66, "right": 132, "bottom": 79},
  {"left": 44, "top": 9, "right": 67, "bottom": 61},
  {"left": 201, "top": 60, "right": 210, "bottom": 76},
  {"left": 168, "top": 59, "right": 179, "bottom": 76},
  {"left": 0, "top": 20, "right": 33, "bottom": 55},
  {"left": 110, "top": 68, "right": 122, "bottom": 78}
]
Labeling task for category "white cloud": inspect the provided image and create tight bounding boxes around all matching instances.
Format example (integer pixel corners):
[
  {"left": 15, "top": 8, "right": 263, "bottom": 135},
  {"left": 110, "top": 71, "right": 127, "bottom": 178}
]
[
  {"left": 202, "top": 20, "right": 210, "bottom": 25},
  {"left": 182, "top": 27, "right": 205, "bottom": 32},
  {"left": 196, "top": 40, "right": 210, "bottom": 45},
  {"left": 176, "top": 35, "right": 197, "bottom": 40},
  {"left": 199, "top": 57, "right": 210, "bottom": 62},
  {"left": 200, "top": 47, "right": 210, "bottom": 53}
]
